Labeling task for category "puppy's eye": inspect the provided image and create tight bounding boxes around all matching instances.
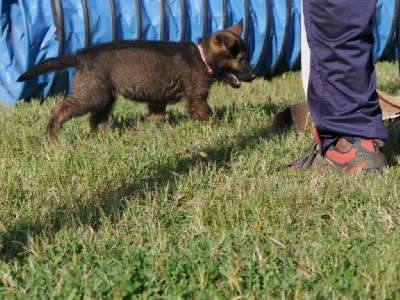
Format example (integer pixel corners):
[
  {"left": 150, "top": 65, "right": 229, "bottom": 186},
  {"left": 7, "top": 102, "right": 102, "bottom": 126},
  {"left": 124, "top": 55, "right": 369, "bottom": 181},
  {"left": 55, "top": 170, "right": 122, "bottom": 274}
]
[{"left": 237, "top": 57, "right": 245, "bottom": 63}]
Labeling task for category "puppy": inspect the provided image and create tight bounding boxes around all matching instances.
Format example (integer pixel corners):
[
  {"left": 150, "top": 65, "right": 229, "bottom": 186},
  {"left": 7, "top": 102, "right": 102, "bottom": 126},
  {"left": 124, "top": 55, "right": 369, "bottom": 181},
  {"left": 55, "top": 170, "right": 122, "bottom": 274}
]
[{"left": 18, "top": 21, "right": 256, "bottom": 140}]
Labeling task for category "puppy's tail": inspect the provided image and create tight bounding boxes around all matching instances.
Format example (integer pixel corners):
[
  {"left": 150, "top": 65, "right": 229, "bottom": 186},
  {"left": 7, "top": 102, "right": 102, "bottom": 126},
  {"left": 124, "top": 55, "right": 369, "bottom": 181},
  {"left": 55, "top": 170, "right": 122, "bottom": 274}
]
[{"left": 17, "top": 55, "right": 79, "bottom": 82}]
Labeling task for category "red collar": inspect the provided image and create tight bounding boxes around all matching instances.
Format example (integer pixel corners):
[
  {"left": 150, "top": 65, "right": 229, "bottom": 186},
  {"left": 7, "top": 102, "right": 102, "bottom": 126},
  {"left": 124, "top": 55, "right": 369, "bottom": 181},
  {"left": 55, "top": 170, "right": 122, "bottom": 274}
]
[{"left": 197, "top": 45, "right": 213, "bottom": 77}]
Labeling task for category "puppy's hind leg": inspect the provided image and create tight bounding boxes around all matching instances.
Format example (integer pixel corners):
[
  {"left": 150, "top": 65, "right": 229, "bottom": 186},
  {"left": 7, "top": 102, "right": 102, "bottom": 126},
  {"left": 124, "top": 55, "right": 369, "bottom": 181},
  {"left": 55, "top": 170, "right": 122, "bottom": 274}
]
[
  {"left": 46, "top": 93, "right": 111, "bottom": 141},
  {"left": 46, "top": 95, "right": 88, "bottom": 141},
  {"left": 89, "top": 97, "right": 116, "bottom": 132},
  {"left": 46, "top": 70, "right": 112, "bottom": 141}
]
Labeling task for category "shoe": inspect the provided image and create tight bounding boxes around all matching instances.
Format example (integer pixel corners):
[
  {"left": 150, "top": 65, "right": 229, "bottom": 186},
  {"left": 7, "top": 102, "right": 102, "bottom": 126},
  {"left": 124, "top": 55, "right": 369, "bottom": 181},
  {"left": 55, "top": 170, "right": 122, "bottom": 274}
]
[{"left": 279, "top": 132, "right": 388, "bottom": 174}]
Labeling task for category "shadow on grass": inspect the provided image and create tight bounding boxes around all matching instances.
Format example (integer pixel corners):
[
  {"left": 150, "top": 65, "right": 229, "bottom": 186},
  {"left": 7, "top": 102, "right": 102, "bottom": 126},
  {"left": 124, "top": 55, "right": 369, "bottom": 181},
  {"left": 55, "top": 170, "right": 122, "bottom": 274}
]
[
  {"left": 3, "top": 99, "right": 400, "bottom": 260},
  {"left": 1, "top": 102, "right": 289, "bottom": 260}
]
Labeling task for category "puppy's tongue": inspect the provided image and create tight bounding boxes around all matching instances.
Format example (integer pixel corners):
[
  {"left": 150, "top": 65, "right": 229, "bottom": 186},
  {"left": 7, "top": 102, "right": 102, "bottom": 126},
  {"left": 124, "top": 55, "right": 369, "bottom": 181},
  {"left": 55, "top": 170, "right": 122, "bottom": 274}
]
[{"left": 225, "top": 73, "right": 241, "bottom": 88}]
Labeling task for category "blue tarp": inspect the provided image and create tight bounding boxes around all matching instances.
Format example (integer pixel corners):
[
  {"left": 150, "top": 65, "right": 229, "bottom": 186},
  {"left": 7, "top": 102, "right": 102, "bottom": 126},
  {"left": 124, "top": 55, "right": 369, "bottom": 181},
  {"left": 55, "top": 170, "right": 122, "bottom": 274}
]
[
  {"left": 0, "top": 0, "right": 398, "bottom": 105},
  {"left": 0, "top": 1, "right": 59, "bottom": 104},
  {"left": 374, "top": 0, "right": 398, "bottom": 61}
]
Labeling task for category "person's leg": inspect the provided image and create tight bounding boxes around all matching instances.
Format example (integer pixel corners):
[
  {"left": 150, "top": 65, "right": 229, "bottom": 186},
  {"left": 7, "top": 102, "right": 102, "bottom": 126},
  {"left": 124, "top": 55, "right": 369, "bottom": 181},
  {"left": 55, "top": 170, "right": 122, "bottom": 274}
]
[
  {"left": 302, "top": 0, "right": 388, "bottom": 154},
  {"left": 280, "top": 0, "right": 388, "bottom": 173}
]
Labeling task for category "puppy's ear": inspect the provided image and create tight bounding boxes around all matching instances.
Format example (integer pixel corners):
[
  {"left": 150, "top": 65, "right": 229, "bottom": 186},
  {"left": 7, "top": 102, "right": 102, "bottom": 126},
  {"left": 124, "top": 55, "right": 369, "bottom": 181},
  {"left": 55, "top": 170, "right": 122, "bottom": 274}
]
[
  {"left": 213, "top": 34, "right": 226, "bottom": 48},
  {"left": 226, "top": 19, "right": 243, "bottom": 36}
]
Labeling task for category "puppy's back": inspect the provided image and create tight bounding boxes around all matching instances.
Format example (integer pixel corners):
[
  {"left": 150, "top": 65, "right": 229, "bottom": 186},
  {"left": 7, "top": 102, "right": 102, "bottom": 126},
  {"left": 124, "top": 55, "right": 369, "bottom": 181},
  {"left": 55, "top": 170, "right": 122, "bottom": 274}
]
[{"left": 78, "top": 40, "right": 211, "bottom": 102}]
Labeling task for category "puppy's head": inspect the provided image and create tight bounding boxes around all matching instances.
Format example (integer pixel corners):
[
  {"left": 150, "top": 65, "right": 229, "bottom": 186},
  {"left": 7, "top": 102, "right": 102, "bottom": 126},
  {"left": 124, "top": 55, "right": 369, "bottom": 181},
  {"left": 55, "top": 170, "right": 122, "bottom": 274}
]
[{"left": 208, "top": 20, "right": 256, "bottom": 88}]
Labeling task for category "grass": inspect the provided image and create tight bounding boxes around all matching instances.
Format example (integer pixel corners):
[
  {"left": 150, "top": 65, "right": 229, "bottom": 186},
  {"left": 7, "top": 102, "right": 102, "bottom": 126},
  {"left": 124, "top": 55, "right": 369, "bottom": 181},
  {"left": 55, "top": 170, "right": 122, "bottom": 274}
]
[{"left": 0, "top": 61, "right": 400, "bottom": 299}]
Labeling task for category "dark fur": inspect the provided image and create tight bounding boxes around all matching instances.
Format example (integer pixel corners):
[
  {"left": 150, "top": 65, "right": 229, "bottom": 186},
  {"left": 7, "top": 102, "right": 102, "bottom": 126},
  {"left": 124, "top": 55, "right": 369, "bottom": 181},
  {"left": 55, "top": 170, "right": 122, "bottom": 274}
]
[{"left": 18, "top": 21, "right": 256, "bottom": 140}]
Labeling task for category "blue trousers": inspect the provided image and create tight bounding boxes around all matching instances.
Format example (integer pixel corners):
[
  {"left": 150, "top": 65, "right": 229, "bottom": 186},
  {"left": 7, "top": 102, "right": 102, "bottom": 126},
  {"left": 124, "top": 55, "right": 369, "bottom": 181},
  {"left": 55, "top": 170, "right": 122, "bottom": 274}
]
[{"left": 302, "top": 0, "right": 388, "bottom": 153}]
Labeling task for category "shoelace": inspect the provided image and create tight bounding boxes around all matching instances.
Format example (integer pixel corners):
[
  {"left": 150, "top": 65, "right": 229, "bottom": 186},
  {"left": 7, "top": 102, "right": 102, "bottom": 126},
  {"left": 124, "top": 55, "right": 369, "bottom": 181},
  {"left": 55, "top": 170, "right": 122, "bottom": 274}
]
[
  {"left": 371, "top": 139, "right": 385, "bottom": 152},
  {"left": 277, "top": 141, "right": 319, "bottom": 171}
]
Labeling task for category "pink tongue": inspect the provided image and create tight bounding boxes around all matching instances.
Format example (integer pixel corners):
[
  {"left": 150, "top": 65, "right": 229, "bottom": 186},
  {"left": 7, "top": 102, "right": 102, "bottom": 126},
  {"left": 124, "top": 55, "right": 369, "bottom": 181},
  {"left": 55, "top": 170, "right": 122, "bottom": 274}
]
[{"left": 227, "top": 73, "right": 240, "bottom": 86}]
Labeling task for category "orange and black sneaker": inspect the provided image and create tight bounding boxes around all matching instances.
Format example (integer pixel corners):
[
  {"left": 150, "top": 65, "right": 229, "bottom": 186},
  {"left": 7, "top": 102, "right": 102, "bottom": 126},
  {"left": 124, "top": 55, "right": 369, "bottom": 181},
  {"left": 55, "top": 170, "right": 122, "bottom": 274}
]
[{"left": 279, "top": 131, "right": 387, "bottom": 174}]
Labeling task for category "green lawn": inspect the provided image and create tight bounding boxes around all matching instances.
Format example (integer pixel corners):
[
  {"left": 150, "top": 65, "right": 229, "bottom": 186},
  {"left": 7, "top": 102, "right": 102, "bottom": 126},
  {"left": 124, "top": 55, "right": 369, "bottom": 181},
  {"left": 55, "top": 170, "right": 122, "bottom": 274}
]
[{"left": 0, "top": 62, "right": 399, "bottom": 299}]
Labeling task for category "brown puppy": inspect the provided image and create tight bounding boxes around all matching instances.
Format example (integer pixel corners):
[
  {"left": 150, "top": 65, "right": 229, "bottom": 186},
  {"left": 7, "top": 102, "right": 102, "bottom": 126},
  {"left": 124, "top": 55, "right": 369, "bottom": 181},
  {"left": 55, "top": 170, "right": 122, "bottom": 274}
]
[{"left": 18, "top": 21, "right": 256, "bottom": 140}]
